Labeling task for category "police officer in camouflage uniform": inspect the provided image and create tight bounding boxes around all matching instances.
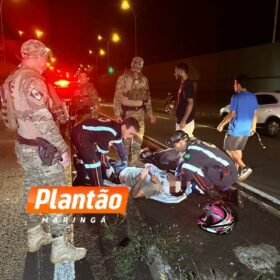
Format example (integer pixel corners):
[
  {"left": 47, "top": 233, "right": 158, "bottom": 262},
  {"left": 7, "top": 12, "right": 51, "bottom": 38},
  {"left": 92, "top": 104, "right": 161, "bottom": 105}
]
[
  {"left": 3, "top": 39, "right": 86, "bottom": 263},
  {"left": 114, "top": 57, "right": 156, "bottom": 166},
  {"left": 72, "top": 71, "right": 100, "bottom": 118}
]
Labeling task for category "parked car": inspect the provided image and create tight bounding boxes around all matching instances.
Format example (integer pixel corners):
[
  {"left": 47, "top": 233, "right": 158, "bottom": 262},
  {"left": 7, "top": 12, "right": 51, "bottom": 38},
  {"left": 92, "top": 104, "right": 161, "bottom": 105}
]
[{"left": 220, "top": 92, "right": 280, "bottom": 136}]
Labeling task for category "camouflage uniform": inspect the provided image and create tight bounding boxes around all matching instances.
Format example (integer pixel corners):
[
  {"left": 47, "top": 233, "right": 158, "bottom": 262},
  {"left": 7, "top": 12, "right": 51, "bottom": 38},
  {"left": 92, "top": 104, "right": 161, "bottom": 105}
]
[
  {"left": 114, "top": 57, "right": 154, "bottom": 165},
  {"left": 4, "top": 40, "right": 68, "bottom": 236},
  {"left": 72, "top": 82, "right": 99, "bottom": 118},
  {"left": 48, "top": 83, "right": 69, "bottom": 125}
]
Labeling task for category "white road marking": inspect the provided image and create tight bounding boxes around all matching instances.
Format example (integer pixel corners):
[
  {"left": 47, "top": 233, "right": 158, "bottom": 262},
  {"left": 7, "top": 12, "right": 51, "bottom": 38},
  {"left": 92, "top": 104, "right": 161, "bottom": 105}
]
[
  {"left": 54, "top": 261, "right": 75, "bottom": 280},
  {"left": 196, "top": 124, "right": 217, "bottom": 130},
  {"left": 155, "top": 115, "right": 170, "bottom": 120},
  {"left": 239, "top": 182, "right": 280, "bottom": 206},
  {"left": 100, "top": 103, "right": 113, "bottom": 108}
]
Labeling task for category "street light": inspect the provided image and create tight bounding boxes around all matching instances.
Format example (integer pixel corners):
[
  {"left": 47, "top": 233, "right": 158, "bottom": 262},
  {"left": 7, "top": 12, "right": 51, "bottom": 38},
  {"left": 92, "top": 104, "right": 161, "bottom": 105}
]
[
  {"left": 35, "top": 29, "right": 44, "bottom": 39},
  {"left": 99, "top": 48, "right": 106, "bottom": 56},
  {"left": 18, "top": 30, "right": 24, "bottom": 37},
  {"left": 97, "top": 33, "right": 121, "bottom": 70},
  {"left": 120, "top": 0, "right": 144, "bottom": 56},
  {"left": 112, "top": 32, "right": 120, "bottom": 43},
  {"left": 121, "top": 0, "right": 130, "bottom": 10}
]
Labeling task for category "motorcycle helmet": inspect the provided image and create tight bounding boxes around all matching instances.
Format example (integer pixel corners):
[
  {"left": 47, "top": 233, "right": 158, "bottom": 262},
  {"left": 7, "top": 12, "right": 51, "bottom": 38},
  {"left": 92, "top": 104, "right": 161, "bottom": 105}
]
[
  {"left": 197, "top": 201, "right": 235, "bottom": 234},
  {"left": 166, "top": 130, "right": 189, "bottom": 147}
]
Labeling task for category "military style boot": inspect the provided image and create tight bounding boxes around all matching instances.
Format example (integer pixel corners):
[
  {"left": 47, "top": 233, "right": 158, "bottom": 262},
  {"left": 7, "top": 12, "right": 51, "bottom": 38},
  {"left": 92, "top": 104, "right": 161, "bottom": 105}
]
[
  {"left": 50, "top": 235, "right": 87, "bottom": 263},
  {"left": 27, "top": 224, "right": 52, "bottom": 252}
]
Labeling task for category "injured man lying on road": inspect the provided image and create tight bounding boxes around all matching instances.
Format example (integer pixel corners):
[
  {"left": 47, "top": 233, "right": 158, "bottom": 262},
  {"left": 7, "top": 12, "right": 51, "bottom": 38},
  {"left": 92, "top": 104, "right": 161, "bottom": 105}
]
[
  {"left": 109, "top": 161, "right": 189, "bottom": 199},
  {"left": 73, "top": 156, "right": 190, "bottom": 203}
]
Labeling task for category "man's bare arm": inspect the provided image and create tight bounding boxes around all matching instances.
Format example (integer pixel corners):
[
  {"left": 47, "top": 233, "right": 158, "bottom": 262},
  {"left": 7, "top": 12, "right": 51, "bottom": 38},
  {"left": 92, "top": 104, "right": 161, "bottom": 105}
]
[
  {"left": 251, "top": 111, "right": 257, "bottom": 133},
  {"left": 217, "top": 110, "right": 235, "bottom": 132},
  {"left": 132, "top": 178, "right": 145, "bottom": 198}
]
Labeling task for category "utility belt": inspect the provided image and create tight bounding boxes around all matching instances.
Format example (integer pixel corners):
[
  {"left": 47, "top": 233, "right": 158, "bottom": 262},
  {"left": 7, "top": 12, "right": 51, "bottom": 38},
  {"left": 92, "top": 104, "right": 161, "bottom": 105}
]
[
  {"left": 121, "top": 103, "right": 146, "bottom": 118},
  {"left": 17, "top": 134, "right": 60, "bottom": 166}
]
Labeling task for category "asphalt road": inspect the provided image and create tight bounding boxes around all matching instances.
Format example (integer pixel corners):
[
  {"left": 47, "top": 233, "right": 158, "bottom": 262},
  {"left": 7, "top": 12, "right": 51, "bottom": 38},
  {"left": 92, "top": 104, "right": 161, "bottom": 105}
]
[
  {"left": 100, "top": 104, "right": 280, "bottom": 201},
  {"left": 0, "top": 111, "right": 280, "bottom": 280},
  {"left": 1, "top": 118, "right": 279, "bottom": 280}
]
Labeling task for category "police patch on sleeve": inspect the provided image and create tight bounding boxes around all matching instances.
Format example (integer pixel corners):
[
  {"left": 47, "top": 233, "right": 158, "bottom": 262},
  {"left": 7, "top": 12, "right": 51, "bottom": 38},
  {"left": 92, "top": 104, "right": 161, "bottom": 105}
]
[{"left": 30, "top": 88, "right": 43, "bottom": 101}]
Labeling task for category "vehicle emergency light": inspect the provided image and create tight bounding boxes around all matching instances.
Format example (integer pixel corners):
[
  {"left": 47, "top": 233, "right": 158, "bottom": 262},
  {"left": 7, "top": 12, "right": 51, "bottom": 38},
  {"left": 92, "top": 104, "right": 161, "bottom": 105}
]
[{"left": 54, "top": 79, "right": 70, "bottom": 88}]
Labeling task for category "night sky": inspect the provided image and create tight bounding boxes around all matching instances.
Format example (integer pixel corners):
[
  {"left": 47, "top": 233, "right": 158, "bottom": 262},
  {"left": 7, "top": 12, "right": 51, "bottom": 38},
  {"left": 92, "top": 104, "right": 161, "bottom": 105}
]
[{"left": 3, "top": 0, "right": 279, "bottom": 73}]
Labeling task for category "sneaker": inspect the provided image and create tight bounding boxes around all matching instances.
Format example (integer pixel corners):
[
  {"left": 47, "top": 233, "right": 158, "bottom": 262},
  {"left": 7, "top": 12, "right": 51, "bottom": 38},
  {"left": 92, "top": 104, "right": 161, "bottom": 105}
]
[{"left": 238, "top": 166, "right": 252, "bottom": 182}]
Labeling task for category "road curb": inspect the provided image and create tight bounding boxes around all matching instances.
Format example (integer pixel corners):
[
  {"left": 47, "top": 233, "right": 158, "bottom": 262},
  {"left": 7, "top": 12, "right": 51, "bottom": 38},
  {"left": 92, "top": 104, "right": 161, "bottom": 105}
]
[{"left": 238, "top": 185, "right": 280, "bottom": 218}]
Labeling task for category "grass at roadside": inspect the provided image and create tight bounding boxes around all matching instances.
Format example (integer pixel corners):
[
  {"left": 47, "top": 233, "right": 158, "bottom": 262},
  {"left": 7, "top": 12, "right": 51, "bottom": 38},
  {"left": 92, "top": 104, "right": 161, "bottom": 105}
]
[{"left": 103, "top": 222, "right": 185, "bottom": 280}]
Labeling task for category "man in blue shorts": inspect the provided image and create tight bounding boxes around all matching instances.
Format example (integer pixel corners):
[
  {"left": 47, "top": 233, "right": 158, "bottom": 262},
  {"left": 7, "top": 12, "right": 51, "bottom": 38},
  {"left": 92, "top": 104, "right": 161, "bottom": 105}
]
[{"left": 217, "top": 75, "right": 259, "bottom": 181}]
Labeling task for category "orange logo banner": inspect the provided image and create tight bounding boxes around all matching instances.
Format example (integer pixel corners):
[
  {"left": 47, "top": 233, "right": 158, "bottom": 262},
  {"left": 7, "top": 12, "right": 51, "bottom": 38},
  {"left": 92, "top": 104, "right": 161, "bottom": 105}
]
[{"left": 26, "top": 187, "right": 129, "bottom": 215}]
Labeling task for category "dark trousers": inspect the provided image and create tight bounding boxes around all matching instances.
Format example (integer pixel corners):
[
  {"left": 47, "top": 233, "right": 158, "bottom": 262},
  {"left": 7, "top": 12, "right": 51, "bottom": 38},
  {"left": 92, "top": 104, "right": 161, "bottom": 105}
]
[
  {"left": 72, "top": 133, "right": 105, "bottom": 186},
  {"left": 192, "top": 172, "right": 238, "bottom": 203}
]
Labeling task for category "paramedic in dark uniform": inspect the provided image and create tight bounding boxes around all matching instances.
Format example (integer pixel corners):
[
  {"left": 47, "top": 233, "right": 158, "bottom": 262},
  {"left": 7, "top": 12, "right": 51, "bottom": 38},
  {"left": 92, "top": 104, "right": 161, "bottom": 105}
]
[
  {"left": 71, "top": 116, "right": 140, "bottom": 186},
  {"left": 167, "top": 130, "right": 244, "bottom": 206}
]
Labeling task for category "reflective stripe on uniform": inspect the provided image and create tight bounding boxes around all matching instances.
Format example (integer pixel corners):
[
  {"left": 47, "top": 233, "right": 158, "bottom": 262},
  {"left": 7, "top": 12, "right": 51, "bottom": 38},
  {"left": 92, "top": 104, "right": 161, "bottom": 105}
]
[
  {"left": 113, "top": 139, "right": 122, "bottom": 144},
  {"left": 84, "top": 162, "right": 101, "bottom": 169},
  {"left": 182, "top": 163, "right": 204, "bottom": 177},
  {"left": 188, "top": 145, "right": 229, "bottom": 166},
  {"left": 82, "top": 125, "right": 117, "bottom": 136},
  {"left": 96, "top": 145, "right": 108, "bottom": 154}
]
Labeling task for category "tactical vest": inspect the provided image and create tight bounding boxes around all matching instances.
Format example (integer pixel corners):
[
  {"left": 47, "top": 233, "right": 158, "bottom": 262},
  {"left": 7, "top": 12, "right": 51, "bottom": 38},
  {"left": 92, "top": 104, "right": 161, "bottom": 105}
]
[
  {"left": 122, "top": 71, "right": 149, "bottom": 101},
  {"left": 1, "top": 66, "right": 47, "bottom": 138}
]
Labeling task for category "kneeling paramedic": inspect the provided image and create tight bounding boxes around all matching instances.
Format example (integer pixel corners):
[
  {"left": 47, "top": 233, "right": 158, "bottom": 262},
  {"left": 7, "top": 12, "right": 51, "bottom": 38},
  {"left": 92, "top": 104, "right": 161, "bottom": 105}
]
[
  {"left": 167, "top": 131, "right": 244, "bottom": 207},
  {"left": 71, "top": 116, "right": 140, "bottom": 186}
]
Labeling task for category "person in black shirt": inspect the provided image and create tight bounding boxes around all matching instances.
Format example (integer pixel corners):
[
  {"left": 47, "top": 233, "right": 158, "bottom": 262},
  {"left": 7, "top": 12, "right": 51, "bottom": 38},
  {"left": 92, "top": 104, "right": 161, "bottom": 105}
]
[
  {"left": 71, "top": 116, "right": 139, "bottom": 186},
  {"left": 174, "top": 63, "right": 195, "bottom": 137}
]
